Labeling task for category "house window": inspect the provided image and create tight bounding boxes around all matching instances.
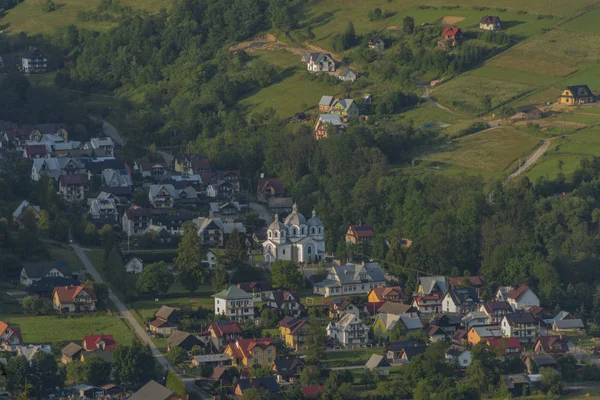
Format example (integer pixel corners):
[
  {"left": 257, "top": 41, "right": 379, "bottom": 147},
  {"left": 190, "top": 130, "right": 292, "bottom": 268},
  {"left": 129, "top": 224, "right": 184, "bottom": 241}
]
[
  {"left": 293, "top": 228, "right": 297, "bottom": 235},
  {"left": 268, "top": 349, "right": 272, "bottom": 354},
  {"left": 268, "top": 231, "right": 272, "bottom": 238},
  {"left": 283, "top": 249, "right": 286, "bottom": 255}
]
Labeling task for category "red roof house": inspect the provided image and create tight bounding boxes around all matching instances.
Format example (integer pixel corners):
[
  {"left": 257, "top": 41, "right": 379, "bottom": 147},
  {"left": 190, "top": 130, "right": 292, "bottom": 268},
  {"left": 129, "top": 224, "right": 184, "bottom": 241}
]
[
  {"left": 52, "top": 285, "right": 97, "bottom": 312},
  {"left": 208, "top": 320, "right": 243, "bottom": 347},
  {"left": 486, "top": 337, "right": 521, "bottom": 355},
  {"left": 345, "top": 224, "right": 376, "bottom": 245},
  {"left": 257, "top": 179, "right": 285, "bottom": 201},
  {"left": 0, "top": 321, "right": 23, "bottom": 349},
  {"left": 24, "top": 145, "right": 48, "bottom": 159},
  {"left": 442, "top": 26, "right": 463, "bottom": 39},
  {"left": 82, "top": 334, "right": 116, "bottom": 351},
  {"left": 302, "top": 386, "right": 325, "bottom": 399}
]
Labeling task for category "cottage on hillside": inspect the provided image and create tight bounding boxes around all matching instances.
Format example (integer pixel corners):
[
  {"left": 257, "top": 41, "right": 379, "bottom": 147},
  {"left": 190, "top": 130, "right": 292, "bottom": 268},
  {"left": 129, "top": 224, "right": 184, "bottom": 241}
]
[
  {"left": 52, "top": 285, "right": 97, "bottom": 312},
  {"left": 346, "top": 224, "right": 376, "bottom": 246},
  {"left": 22, "top": 47, "right": 48, "bottom": 73},
  {"left": 438, "top": 27, "right": 463, "bottom": 49},
  {"left": 559, "top": 85, "right": 595, "bottom": 105},
  {"left": 480, "top": 16, "right": 502, "bottom": 30},
  {"left": 314, "top": 114, "right": 344, "bottom": 140},
  {"left": 442, "top": 288, "right": 480, "bottom": 315},
  {"left": 257, "top": 178, "right": 285, "bottom": 202},
  {"left": 301, "top": 52, "right": 336, "bottom": 72}
]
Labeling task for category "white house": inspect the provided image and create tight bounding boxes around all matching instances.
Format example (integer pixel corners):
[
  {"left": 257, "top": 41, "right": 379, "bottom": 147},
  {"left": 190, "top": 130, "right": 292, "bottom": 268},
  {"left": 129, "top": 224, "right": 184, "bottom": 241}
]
[
  {"left": 212, "top": 286, "right": 255, "bottom": 322},
  {"left": 505, "top": 285, "right": 540, "bottom": 311},
  {"left": 20, "top": 261, "right": 73, "bottom": 287},
  {"left": 313, "top": 262, "right": 387, "bottom": 297},
  {"left": 462, "top": 311, "right": 491, "bottom": 331},
  {"left": 338, "top": 68, "right": 357, "bottom": 82},
  {"left": 86, "top": 137, "right": 115, "bottom": 156},
  {"left": 442, "top": 288, "right": 480, "bottom": 315},
  {"left": 22, "top": 47, "right": 47, "bottom": 73},
  {"left": 500, "top": 313, "right": 537, "bottom": 344},
  {"left": 445, "top": 345, "right": 471, "bottom": 367},
  {"left": 479, "top": 15, "right": 502, "bottom": 30},
  {"left": 124, "top": 256, "right": 143, "bottom": 274},
  {"left": 301, "top": 52, "right": 336, "bottom": 72},
  {"left": 31, "top": 158, "right": 61, "bottom": 181},
  {"left": 326, "top": 313, "right": 369, "bottom": 348},
  {"left": 262, "top": 205, "right": 326, "bottom": 265},
  {"left": 266, "top": 290, "right": 302, "bottom": 317},
  {"left": 203, "top": 250, "right": 218, "bottom": 269}
]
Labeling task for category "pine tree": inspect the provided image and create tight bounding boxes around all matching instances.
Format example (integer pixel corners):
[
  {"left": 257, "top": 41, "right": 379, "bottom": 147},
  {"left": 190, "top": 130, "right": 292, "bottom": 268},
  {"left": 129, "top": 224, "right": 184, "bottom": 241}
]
[{"left": 175, "top": 222, "right": 204, "bottom": 291}]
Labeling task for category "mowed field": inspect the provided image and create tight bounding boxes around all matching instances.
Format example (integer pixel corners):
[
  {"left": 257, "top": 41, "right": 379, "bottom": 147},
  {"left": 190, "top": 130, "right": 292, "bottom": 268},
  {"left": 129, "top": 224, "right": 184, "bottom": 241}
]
[
  {"left": 0, "top": 314, "right": 135, "bottom": 348},
  {"left": 425, "top": 127, "right": 541, "bottom": 174},
  {"left": 1, "top": 0, "right": 169, "bottom": 34}
]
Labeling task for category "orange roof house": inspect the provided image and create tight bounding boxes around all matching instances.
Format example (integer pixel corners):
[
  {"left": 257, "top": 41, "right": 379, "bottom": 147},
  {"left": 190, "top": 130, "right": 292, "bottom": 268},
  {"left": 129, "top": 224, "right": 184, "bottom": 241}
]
[
  {"left": 52, "top": 285, "right": 97, "bottom": 313},
  {"left": 224, "top": 338, "right": 276, "bottom": 367},
  {"left": 368, "top": 286, "right": 404, "bottom": 303},
  {"left": 0, "top": 321, "right": 22, "bottom": 350}
]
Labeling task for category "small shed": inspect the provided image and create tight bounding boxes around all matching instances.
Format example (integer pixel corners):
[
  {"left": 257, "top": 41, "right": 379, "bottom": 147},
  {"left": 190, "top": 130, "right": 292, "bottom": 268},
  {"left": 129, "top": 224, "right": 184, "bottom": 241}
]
[{"left": 365, "top": 353, "right": 390, "bottom": 374}]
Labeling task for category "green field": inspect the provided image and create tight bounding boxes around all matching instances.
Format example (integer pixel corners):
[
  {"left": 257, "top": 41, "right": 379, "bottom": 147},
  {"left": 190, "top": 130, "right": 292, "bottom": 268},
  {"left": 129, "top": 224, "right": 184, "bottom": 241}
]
[
  {"left": 398, "top": 102, "right": 468, "bottom": 126},
  {"left": 1, "top": 0, "right": 168, "bottom": 34},
  {"left": 132, "top": 296, "right": 213, "bottom": 323},
  {"left": 322, "top": 348, "right": 384, "bottom": 368},
  {"left": 49, "top": 244, "right": 84, "bottom": 272},
  {"left": 426, "top": 127, "right": 541, "bottom": 173},
  {"left": 561, "top": 7, "right": 600, "bottom": 32},
  {"left": 433, "top": 76, "right": 534, "bottom": 115},
  {"left": 0, "top": 314, "right": 135, "bottom": 348}
]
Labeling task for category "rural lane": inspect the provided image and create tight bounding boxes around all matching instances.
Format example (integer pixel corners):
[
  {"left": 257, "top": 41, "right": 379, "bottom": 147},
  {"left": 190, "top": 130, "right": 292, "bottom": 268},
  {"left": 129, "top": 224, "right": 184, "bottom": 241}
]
[
  {"left": 506, "top": 138, "right": 551, "bottom": 183},
  {"left": 69, "top": 243, "right": 175, "bottom": 373},
  {"left": 420, "top": 86, "right": 460, "bottom": 116}
]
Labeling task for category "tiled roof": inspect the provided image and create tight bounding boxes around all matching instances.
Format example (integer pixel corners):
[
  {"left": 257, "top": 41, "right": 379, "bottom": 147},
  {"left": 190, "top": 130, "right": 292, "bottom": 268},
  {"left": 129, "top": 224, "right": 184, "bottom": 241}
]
[
  {"left": 83, "top": 334, "right": 116, "bottom": 351},
  {"left": 506, "top": 285, "right": 531, "bottom": 301},
  {"left": 209, "top": 320, "right": 242, "bottom": 338},
  {"left": 53, "top": 285, "right": 96, "bottom": 304},
  {"left": 487, "top": 337, "right": 521, "bottom": 350},
  {"left": 443, "top": 26, "right": 461, "bottom": 36}
]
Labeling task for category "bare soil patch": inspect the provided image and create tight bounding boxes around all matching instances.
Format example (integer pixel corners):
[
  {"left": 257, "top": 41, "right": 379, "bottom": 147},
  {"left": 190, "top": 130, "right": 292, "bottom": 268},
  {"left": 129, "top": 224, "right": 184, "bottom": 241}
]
[{"left": 438, "top": 16, "right": 465, "bottom": 25}]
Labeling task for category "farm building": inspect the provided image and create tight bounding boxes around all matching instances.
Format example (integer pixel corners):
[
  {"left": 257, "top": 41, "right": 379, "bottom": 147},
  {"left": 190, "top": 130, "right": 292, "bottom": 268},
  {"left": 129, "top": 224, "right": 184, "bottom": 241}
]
[{"left": 559, "top": 85, "right": 595, "bottom": 105}]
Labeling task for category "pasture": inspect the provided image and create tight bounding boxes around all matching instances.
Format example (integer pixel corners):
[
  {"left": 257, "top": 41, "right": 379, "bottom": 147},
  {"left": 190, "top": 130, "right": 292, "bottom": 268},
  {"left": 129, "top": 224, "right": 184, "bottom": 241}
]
[
  {"left": 0, "top": 314, "right": 135, "bottom": 348},
  {"left": 560, "top": 7, "right": 600, "bottom": 32},
  {"left": 425, "top": 127, "right": 541, "bottom": 173}
]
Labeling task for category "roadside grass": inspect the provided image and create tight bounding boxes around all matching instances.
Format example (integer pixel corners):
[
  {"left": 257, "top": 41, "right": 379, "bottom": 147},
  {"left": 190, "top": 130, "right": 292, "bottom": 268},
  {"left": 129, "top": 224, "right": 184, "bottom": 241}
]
[
  {"left": 560, "top": 7, "right": 600, "bottom": 32},
  {"left": 398, "top": 102, "right": 467, "bottom": 126},
  {"left": 1, "top": 0, "right": 168, "bottom": 35},
  {"left": 432, "top": 76, "right": 534, "bottom": 116},
  {"left": 425, "top": 127, "right": 541, "bottom": 173},
  {"left": 0, "top": 314, "right": 135, "bottom": 349},
  {"left": 322, "top": 348, "right": 384, "bottom": 368},
  {"left": 525, "top": 142, "right": 583, "bottom": 181},
  {"left": 48, "top": 243, "right": 84, "bottom": 272}
]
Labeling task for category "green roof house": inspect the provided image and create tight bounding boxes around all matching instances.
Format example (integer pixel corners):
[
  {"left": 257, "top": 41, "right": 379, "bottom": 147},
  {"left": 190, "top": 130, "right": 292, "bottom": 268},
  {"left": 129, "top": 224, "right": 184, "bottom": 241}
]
[{"left": 213, "top": 286, "right": 255, "bottom": 322}]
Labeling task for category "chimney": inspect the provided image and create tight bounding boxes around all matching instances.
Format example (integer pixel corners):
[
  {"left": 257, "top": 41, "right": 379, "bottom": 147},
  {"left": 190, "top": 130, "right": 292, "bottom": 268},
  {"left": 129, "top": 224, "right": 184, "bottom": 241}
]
[{"left": 559, "top": 334, "right": 564, "bottom": 341}]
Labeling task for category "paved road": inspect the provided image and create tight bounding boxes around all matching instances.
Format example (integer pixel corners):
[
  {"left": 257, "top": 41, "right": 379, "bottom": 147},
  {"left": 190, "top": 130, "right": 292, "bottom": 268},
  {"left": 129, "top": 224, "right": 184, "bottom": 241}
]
[
  {"left": 70, "top": 243, "right": 175, "bottom": 372},
  {"left": 506, "top": 138, "right": 551, "bottom": 183},
  {"left": 90, "top": 116, "right": 125, "bottom": 146}
]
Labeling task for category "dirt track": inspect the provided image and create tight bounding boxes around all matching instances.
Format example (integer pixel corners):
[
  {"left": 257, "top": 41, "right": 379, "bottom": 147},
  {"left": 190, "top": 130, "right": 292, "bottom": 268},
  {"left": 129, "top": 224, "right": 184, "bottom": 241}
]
[{"left": 230, "top": 34, "right": 342, "bottom": 61}]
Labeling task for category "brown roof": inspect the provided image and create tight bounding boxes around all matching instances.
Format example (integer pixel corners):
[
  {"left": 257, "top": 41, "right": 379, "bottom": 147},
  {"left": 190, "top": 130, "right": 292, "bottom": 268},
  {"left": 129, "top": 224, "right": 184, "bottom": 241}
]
[
  {"left": 53, "top": 285, "right": 97, "bottom": 304},
  {"left": 60, "top": 174, "right": 85, "bottom": 185},
  {"left": 62, "top": 342, "right": 83, "bottom": 357},
  {"left": 481, "top": 301, "right": 512, "bottom": 313},
  {"left": 155, "top": 306, "right": 176, "bottom": 321},
  {"left": 377, "top": 302, "right": 414, "bottom": 315},
  {"left": 209, "top": 321, "right": 242, "bottom": 338},
  {"left": 257, "top": 179, "right": 285, "bottom": 195},
  {"left": 536, "top": 335, "right": 569, "bottom": 353},
  {"left": 448, "top": 276, "right": 486, "bottom": 289},
  {"left": 226, "top": 338, "right": 273, "bottom": 359},
  {"left": 506, "top": 285, "right": 530, "bottom": 301},
  {"left": 370, "top": 286, "right": 404, "bottom": 301},
  {"left": 348, "top": 225, "right": 375, "bottom": 238},
  {"left": 278, "top": 317, "right": 308, "bottom": 334}
]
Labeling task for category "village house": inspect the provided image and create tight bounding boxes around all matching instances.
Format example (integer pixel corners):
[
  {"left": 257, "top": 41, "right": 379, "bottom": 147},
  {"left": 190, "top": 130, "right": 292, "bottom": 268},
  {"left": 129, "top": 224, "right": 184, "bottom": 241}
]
[
  {"left": 101, "top": 169, "right": 132, "bottom": 189},
  {"left": 385, "top": 341, "right": 425, "bottom": 364},
  {"left": 209, "top": 201, "right": 242, "bottom": 220},
  {"left": 52, "top": 285, "right": 97, "bottom": 312},
  {"left": 31, "top": 158, "right": 61, "bottom": 181},
  {"left": 487, "top": 337, "right": 521, "bottom": 356},
  {"left": 445, "top": 345, "right": 471, "bottom": 367},
  {"left": 59, "top": 174, "right": 86, "bottom": 203},
  {"left": 314, "top": 114, "right": 344, "bottom": 140},
  {"left": 478, "top": 301, "right": 513, "bottom": 323},
  {"left": 368, "top": 286, "right": 404, "bottom": 303},
  {"left": 86, "top": 137, "right": 115, "bottom": 156},
  {"left": 467, "top": 325, "right": 503, "bottom": 345},
  {"left": 203, "top": 250, "right": 218, "bottom": 269},
  {"left": 174, "top": 153, "right": 212, "bottom": 175},
  {"left": 279, "top": 316, "right": 309, "bottom": 350},
  {"left": 438, "top": 27, "right": 463, "bottom": 49},
  {"left": 346, "top": 224, "right": 376, "bottom": 247},
  {"left": 319, "top": 96, "right": 336, "bottom": 113},
  {"left": 88, "top": 198, "right": 119, "bottom": 226},
  {"left": 502, "top": 374, "right": 532, "bottom": 397},
  {"left": 257, "top": 178, "right": 285, "bottom": 202},
  {"left": 462, "top": 311, "right": 491, "bottom": 331},
  {"left": 122, "top": 255, "right": 143, "bottom": 274},
  {"left": 262, "top": 205, "right": 326, "bottom": 264},
  {"left": 0, "top": 321, "right": 22, "bottom": 351},
  {"left": 397, "top": 345, "right": 428, "bottom": 364},
  {"left": 534, "top": 335, "right": 569, "bottom": 355},
  {"left": 207, "top": 320, "right": 243, "bottom": 349},
  {"left": 426, "top": 325, "right": 448, "bottom": 342},
  {"left": 368, "top": 37, "right": 385, "bottom": 52},
  {"left": 417, "top": 276, "right": 448, "bottom": 296},
  {"left": 130, "top": 380, "right": 183, "bottom": 400},
  {"left": 373, "top": 313, "right": 423, "bottom": 340},
  {"left": 479, "top": 15, "right": 502, "bottom": 30},
  {"left": 195, "top": 217, "right": 225, "bottom": 247},
  {"left": 224, "top": 338, "right": 276, "bottom": 367},
  {"left": 447, "top": 275, "right": 486, "bottom": 295},
  {"left": 268, "top": 197, "right": 293, "bottom": 215},
  {"left": 505, "top": 285, "right": 540, "bottom": 311},
  {"left": 213, "top": 286, "right": 255, "bottom": 322},
  {"left": 122, "top": 207, "right": 153, "bottom": 236},
  {"left": 267, "top": 289, "right": 303, "bottom": 316},
  {"left": 23, "top": 144, "right": 48, "bottom": 159},
  {"left": 330, "top": 98, "right": 360, "bottom": 122},
  {"left": 235, "top": 377, "right": 280, "bottom": 397},
  {"left": 140, "top": 162, "right": 168, "bottom": 179},
  {"left": 149, "top": 306, "right": 180, "bottom": 336},
  {"left": 442, "top": 288, "right": 480, "bottom": 315},
  {"left": 167, "top": 330, "right": 206, "bottom": 354},
  {"left": 272, "top": 358, "right": 305, "bottom": 383},
  {"left": 301, "top": 52, "right": 336, "bottom": 72},
  {"left": 376, "top": 304, "right": 415, "bottom": 321},
  {"left": 326, "top": 313, "right": 370, "bottom": 348},
  {"left": 411, "top": 295, "right": 442, "bottom": 314},
  {"left": 237, "top": 281, "right": 274, "bottom": 302},
  {"left": 190, "top": 354, "right": 232, "bottom": 369},
  {"left": 523, "top": 354, "right": 558, "bottom": 374},
  {"left": 22, "top": 47, "right": 48, "bottom": 73},
  {"left": 12, "top": 200, "right": 40, "bottom": 225},
  {"left": 313, "top": 262, "right": 387, "bottom": 297},
  {"left": 82, "top": 334, "right": 116, "bottom": 351},
  {"left": 500, "top": 312, "right": 537, "bottom": 344},
  {"left": 21, "top": 261, "right": 73, "bottom": 287},
  {"left": 434, "top": 313, "right": 463, "bottom": 335},
  {"left": 61, "top": 342, "right": 83, "bottom": 364},
  {"left": 337, "top": 68, "right": 358, "bottom": 82},
  {"left": 365, "top": 354, "right": 390, "bottom": 375},
  {"left": 559, "top": 85, "right": 595, "bottom": 105},
  {"left": 328, "top": 298, "right": 361, "bottom": 319},
  {"left": 553, "top": 318, "right": 584, "bottom": 332}
]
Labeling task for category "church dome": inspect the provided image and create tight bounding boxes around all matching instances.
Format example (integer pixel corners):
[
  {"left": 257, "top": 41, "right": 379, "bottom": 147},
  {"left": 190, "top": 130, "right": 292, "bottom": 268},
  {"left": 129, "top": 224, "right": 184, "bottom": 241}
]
[
  {"left": 284, "top": 203, "right": 306, "bottom": 226},
  {"left": 307, "top": 209, "right": 323, "bottom": 227},
  {"left": 268, "top": 214, "right": 287, "bottom": 232}
]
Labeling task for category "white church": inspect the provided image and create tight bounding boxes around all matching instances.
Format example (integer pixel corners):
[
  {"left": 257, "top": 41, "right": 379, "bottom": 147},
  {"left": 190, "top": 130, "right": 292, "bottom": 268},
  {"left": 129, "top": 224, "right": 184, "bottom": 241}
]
[{"left": 262, "top": 204, "right": 325, "bottom": 264}]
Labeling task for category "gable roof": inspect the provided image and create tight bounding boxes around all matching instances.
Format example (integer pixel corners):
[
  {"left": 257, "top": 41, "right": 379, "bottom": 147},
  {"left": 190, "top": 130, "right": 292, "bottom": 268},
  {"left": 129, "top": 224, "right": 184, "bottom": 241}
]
[
  {"left": 272, "top": 357, "right": 305, "bottom": 376},
  {"left": 13, "top": 200, "right": 40, "bottom": 219},
  {"left": 365, "top": 354, "right": 390, "bottom": 369},
  {"left": 386, "top": 340, "right": 422, "bottom": 351},
  {"left": 22, "top": 261, "right": 72, "bottom": 279},
  {"left": 378, "top": 302, "right": 414, "bottom": 315},
  {"left": 566, "top": 85, "right": 593, "bottom": 98},
  {"left": 480, "top": 301, "right": 512, "bottom": 314},
  {"left": 257, "top": 178, "right": 285, "bottom": 195},
  {"left": 446, "top": 288, "right": 479, "bottom": 305},
  {"left": 237, "top": 377, "right": 280, "bottom": 393},
  {"left": 442, "top": 26, "right": 462, "bottom": 36},
  {"left": 506, "top": 285, "right": 532, "bottom": 301},
  {"left": 269, "top": 289, "right": 301, "bottom": 308},
  {"left": 155, "top": 306, "right": 176, "bottom": 321},
  {"left": 237, "top": 281, "right": 273, "bottom": 292},
  {"left": 446, "top": 345, "right": 468, "bottom": 357},
  {"left": 349, "top": 224, "right": 375, "bottom": 238},
  {"left": 168, "top": 330, "right": 201, "bottom": 348},
  {"left": 227, "top": 338, "right": 273, "bottom": 359},
  {"left": 53, "top": 285, "right": 96, "bottom": 304},
  {"left": 448, "top": 275, "right": 486, "bottom": 289},
  {"left": 471, "top": 325, "right": 503, "bottom": 338},
  {"left": 486, "top": 337, "right": 521, "bottom": 350},
  {"left": 401, "top": 345, "right": 427, "bottom": 360},
  {"left": 530, "top": 354, "right": 558, "bottom": 367},
  {"left": 319, "top": 114, "right": 343, "bottom": 126},
  {"left": 279, "top": 316, "right": 309, "bottom": 334},
  {"left": 419, "top": 276, "right": 448, "bottom": 295},
  {"left": 480, "top": 15, "right": 501, "bottom": 24},
  {"left": 553, "top": 319, "right": 584, "bottom": 330},
  {"left": 83, "top": 334, "right": 116, "bottom": 351},
  {"left": 209, "top": 320, "right": 242, "bottom": 338},
  {"left": 503, "top": 312, "right": 536, "bottom": 325},
  {"left": 375, "top": 313, "right": 401, "bottom": 330},
  {"left": 129, "top": 380, "right": 177, "bottom": 400},
  {"left": 536, "top": 336, "right": 569, "bottom": 353},
  {"left": 62, "top": 342, "right": 83, "bottom": 357},
  {"left": 319, "top": 96, "right": 335, "bottom": 106},
  {"left": 213, "top": 285, "right": 252, "bottom": 300}
]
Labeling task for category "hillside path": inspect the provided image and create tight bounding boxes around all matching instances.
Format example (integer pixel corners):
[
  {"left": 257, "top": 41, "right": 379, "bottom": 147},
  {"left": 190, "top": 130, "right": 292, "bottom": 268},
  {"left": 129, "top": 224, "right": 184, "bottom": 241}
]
[
  {"left": 506, "top": 138, "right": 551, "bottom": 183},
  {"left": 420, "top": 85, "right": 460, "bottom": 116}
]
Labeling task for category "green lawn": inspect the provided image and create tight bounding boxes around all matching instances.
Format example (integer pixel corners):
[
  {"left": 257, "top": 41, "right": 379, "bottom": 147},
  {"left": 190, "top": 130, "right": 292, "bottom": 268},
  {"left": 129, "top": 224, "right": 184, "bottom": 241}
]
[
  {"left": 322, "top": 348, "right": 384, "bottom": 368},
  {"left": 0, "top": 314, "right": 135, "bottom": 348},
  {"left": 425, "top": 127, "right": 541, "bottom": 174},
  {"left": 561, "top": 7, "right": 600, "bottom": 32},
  {"left": 49, "top": 244, "right": 84, "bottom": 272},
  {"left": 398, "top": 102, "right": 468, "bottom": 126},
  {"left": 132, "top": 296, "right": 214, "bottom": 324},
  {"left": 433, "top": 76, "right": 534, "bottom": 116}
]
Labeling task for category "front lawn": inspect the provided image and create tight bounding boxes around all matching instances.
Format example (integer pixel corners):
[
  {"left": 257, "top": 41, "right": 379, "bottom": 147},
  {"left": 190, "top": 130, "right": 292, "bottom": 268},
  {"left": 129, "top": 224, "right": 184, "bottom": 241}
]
[
  {"left": 0, "top": 314, "right": 135, "bottom": 349},
  {"left": 322, "top": 348, "right": 384, "bottom": 368}
]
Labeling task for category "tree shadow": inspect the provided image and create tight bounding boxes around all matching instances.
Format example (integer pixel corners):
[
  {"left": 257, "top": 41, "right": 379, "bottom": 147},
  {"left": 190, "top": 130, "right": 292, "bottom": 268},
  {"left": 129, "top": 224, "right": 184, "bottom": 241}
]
[
  {"left": 502, "top": 20, "right": 525, "bottom": 29},
  {"left": 0, "top": 22, "right": 11, "bottom": 32}
]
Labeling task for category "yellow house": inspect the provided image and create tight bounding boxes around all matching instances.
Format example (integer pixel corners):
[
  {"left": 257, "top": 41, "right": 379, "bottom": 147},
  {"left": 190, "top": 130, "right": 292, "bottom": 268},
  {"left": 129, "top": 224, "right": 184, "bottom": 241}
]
[
  {"left": 278, "top": 317, "right": 309, "bottom": 350},
  {"left": 224, "top": 338, "right": 276, "bottom": 367},
  {"left": 368, "top": 286, "right": 404, "bottom": 303},
  {"left": 559, "top": 85, "right": 595, "bottom": 105},
  {"left": 372, "top": 313, "right": 401, "bottom": 339}
]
